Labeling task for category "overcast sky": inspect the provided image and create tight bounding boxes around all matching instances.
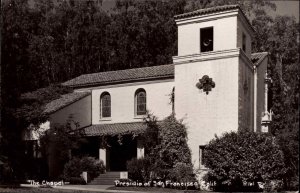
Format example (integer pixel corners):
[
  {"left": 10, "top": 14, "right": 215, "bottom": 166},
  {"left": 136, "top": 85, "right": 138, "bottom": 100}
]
[{"left": 271, "top": 1, "right": 299, "bottom": 22}]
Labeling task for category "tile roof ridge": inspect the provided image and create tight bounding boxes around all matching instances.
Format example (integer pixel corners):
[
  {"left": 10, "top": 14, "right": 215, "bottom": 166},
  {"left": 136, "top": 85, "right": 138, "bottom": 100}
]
[
  {"left": 174, "top": 4, "right": 240, "bottom": 19},
  {"left": 78, "top": 64, "right": 174, "bottom": 76},
  {"left": 62, "top": 64, "right": 174, "bottom": 88}
]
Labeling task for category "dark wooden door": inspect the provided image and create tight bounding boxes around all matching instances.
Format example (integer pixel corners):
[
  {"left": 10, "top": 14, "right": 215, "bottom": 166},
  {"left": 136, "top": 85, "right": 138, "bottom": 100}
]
[{"left": 109, "top": 135, "right": 137, "bottom": 171}]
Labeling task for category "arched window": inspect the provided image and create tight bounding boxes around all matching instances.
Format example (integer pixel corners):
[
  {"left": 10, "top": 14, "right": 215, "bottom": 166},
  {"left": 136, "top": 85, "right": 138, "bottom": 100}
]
[
  {"left": 135, "top": 89, "right": 146, "bottom": 116},
  {"left": 100, "top": 92, "right": 111, "bottom": 118}
]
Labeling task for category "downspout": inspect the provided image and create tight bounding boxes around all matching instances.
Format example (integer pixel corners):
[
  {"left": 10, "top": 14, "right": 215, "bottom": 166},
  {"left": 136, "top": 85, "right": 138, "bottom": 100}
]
[
  {"left": 90, "top": 89, "right": 93, "bottom": 126},
  {"left": 253, "top": 65, "right": 257, "bottom": 132}
]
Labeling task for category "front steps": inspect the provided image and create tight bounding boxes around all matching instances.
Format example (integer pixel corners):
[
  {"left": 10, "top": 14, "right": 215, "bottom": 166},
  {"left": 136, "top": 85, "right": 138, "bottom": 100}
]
[{"left": 89, "top": 171, "right": 120, "bottom": 185}]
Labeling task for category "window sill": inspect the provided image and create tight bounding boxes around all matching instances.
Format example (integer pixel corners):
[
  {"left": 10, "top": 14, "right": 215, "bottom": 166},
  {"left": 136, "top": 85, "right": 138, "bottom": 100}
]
[
  {"left": 134, "top": 115, "right": 146, "bottom": 119},
  {"left": 99, "top": 118, "right": 112, "bottom": 121}
]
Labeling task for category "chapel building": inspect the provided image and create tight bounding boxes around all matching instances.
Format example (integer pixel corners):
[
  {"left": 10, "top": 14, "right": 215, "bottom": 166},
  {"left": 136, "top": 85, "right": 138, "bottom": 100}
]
[{"left": 24, "top": 5, "right": 272, "bottom": 180}]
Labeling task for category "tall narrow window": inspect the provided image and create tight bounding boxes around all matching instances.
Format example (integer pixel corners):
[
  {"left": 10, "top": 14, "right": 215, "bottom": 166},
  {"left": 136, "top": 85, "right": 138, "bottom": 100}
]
[
  {"left": 100, "top": 92, "right": 111, "bottom": 118},
  {"left": 242, "top": 33, "right": 246, "bottom": 52},
  {"left": 135, "top": 89, "right": 146, "bottom": 116},
  {"left": 200, "top": 27, "right": 213, "bottom": 52},
  {"left": 199, "top": 145, "right": 206, "bottom": 168}
]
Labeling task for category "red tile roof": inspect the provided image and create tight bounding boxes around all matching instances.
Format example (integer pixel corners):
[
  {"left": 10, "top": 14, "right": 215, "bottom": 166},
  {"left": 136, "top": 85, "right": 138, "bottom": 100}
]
[
  {"left": 83, "top": 122, "right": 147, "bottom": 136},
  {"left": 174, "top": 5, "right": 254, "bottom": 34},
  {"left": 62, "top": 52, "right": 266, "bottom": 88},
  {"left": 251, "top": 52, "right": 268, "bottom": 66},
  {"left": 44, "top": 92, "right": 90, "bottom": 114},
  {"left": 62, "top": 64, "right": 174, "bottom": 88},
  {"left": 174, "top": 4, "right": 241, "bottom": 20}
]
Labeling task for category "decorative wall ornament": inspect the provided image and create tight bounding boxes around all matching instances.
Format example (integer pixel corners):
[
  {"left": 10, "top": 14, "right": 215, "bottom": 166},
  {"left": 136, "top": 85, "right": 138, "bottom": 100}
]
[{"left": 196, "top": 75, "right": 215, "bottom": 95}]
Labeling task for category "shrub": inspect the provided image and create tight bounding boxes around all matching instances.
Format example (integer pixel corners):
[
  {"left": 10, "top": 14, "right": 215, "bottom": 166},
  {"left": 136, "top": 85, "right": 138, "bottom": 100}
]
[
  {"left": 203, "top": 130, "right": 286, "bottom": 192},
  {"left": 63, "top": 156, "right": 105, "bottom": 183},
  {"left": 158, "top": 115, "right": 192, "bottom": 167},
  {"left": 127, "top": 157, "right": 151, "bottom": 182},
  {"left": 263, "top": 180, "right": 284, "bottom": 192},
  {"left": 169, "top": 162, "right": 195, "bottom": 182},
  {"left": 67, "top": 177, "right": 87, "bottom": 185},
  {"left": 141, "top": 114, "right": 193, "bottom": 182}
]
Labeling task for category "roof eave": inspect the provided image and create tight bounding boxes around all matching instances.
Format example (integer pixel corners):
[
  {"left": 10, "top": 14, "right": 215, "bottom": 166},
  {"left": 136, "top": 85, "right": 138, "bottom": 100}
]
[
  {"left": 174, "top": 5, "right": 240, "bottom": 20},
  {"left": 43, "top": 92, "right": 91, "bottom": 115},
  {"left": 253, "top": 52, "right": 268, "bottom": 67},
  {"left": 62, "top": 75, "right": 175, "bottom": 89},
  {"left": 174, "top": 5, "right": 255, "bottom": 36}
]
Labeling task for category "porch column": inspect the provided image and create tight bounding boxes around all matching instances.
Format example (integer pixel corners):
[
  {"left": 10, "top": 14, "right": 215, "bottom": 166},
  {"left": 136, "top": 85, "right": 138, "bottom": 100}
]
[
  {"left": 137, "top": 138, "right": 144, "bottom": 159},
  {"left": 99, "top": 148, "right": 106, "bottom": 166}
]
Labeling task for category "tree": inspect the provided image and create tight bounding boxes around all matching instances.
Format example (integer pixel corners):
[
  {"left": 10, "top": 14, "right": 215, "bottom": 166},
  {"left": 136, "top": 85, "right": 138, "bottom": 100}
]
[
  {"left": 39, "top": 118, "right": 87, "bottom": 179},
  {"left": 184, "top": 0, "right": 276, "bottom": 18},
  {"left": 267, "top": 16, "right": 299, "bottom": 189},
  {"left": 0, "top": 83, "right": 72, "bottom": 180},
  {"left": 203, "top": 130, "right": 286, "bottom": 192},
  {"left": 1, "top": 1, "right": 57, "bottom": 180},
  {"left": 28, "top": 0, "right": 112, "bottom": 82},
  {"left": 106, "top": 0, "right": 186, "bottom": 70}
]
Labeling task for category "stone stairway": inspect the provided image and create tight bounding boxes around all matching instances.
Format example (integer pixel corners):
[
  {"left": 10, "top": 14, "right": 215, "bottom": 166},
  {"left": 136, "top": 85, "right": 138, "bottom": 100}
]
[{"left": 89, "top": 172, "right": 120, "bottom": 185}]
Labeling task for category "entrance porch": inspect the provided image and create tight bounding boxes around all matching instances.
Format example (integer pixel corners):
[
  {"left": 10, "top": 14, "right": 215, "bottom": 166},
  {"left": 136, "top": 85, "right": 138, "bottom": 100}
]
[
  {"left": 99, "top": 135, "right": 144, "bottom": 171},
  {"left": 83, "top": 122, "right": 146, "bottom": 172}
]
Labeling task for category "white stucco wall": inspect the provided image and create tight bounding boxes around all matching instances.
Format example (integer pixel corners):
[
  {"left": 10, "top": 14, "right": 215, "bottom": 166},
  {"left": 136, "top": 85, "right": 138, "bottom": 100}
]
[
  {"left": 238, "top": 58, "right": 254, "bottom": 130},
  {"left": 177, "top": 14, "right": 237, "bottom": 56},
  {"left": 174, "top": 56, "right": 240, "bottom": 168},
  {"left": 175, "top": 9, "right": 256, "bottom": 169},
  {"left": 237, "top": 16, "right": 252, "bottom": 58},
  {"left": 90, "top": 80, "right": 174, "bottom": 124},
  {"left": 50, "top": 95, "right": 92, "bottom": 129}
]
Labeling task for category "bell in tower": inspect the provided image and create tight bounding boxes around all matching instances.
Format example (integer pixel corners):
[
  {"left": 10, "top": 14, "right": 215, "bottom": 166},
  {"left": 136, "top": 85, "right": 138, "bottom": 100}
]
[{"left": 200, "top": 27, "right": 214, "bottom": 52}]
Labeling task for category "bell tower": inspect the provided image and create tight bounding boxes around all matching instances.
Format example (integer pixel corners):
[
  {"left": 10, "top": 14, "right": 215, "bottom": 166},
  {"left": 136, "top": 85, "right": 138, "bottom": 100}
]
[
  {"left": 173, "top": 5, "right": 255, "bottom": 169},
  {"left": 175, "top": 5, "right": 254, "bottom": 57}
]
